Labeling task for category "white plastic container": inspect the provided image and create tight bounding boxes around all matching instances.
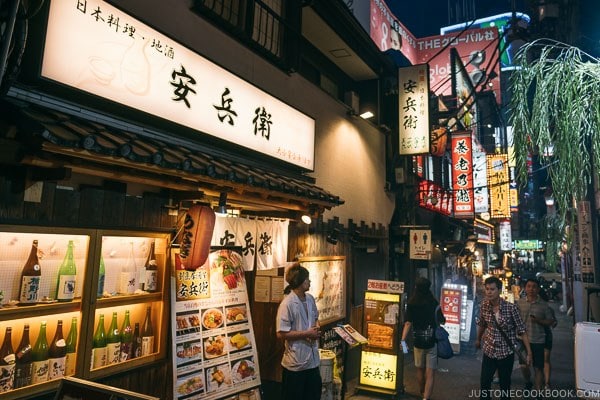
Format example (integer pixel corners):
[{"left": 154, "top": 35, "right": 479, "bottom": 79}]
[
  {"left": 575, "top": 322, "right": 600, "bottom": 397},
  {"left": 319, "top": 349, "right": 336, "bottom": 383}
]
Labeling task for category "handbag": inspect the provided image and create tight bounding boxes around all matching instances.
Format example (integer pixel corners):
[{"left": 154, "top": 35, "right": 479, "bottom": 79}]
[
  {"left": 492, "top": 315, "right": 528, "bottom": 364},
  {"left": 434, "top": 305, "right": 453, "bottom": 359}
]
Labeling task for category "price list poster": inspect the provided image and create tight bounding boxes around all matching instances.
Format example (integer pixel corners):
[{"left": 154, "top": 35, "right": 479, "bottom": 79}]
[{"left": 171, "top": 247, "right": 261, "bottom": 400}]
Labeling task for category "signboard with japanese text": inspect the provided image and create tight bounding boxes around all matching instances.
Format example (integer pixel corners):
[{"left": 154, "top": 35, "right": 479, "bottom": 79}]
[
  {"left": 41, "top": 0, "right": 315, "bottom": 170},
  {"left": 359, "top": 351, "right": 398, "bottom": 391},
  {"left": 211, "top": 218, "right": 289, "bottom": 271},
  {"left": 399, "top": 64, "right": 430, "bottom": 155},
  {"left": 451, "top": 131, "right": 474, "bottom": 218},
  {"left": 487, "top": 154, "right": 510, "bottom": 218},
  {"left": 419, "top": 27, "right": 501, "bottom": 104},
  {"left": 577, "top": 201, "right": 596, "bottom": 283},
  {"left": 359, "top": 289, "right": 401, "bottom": 393},
  {"left": 473, "top": 141, "right": 490, "bottom": 214},
  {"left": 366, "top": 279, "right": 404, "bottom": 294},
  {"left": 299, "top": 256, "right": 346, "bottom": 326},
  {"left": 409, "top": 229, "right": 432, "bottom": 260},
  {"left": 499, "top": 220, "right": 512, "bottom": 251},
  {"left": 171, "top": 247, "right": 262, "bottom": 400}
]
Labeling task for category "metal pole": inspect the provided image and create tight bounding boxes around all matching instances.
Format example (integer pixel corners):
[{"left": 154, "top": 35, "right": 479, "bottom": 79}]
[{"left": 0, "top": 0, "right": 21, "bottom": 84}]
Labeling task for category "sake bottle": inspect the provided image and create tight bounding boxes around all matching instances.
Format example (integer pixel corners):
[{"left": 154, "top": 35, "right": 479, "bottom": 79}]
[
  {"left": 14, "top": 324, "right": 32, "bottom": 388},
  {"left": 144, "top": 240, "right": 158, "bottom": 292},
  {"left": 31, "top": 322, "right": 49, "bottom": 385},
  {"left": 64, "top": 317, "right": 77, "bottom": 376},
  {"left": 91, "top": 314, "right": 107, "bottom": 369},
  {"left": 56, "top": 241, "right": 76, "bottom": 302},
  {"left": 0, "top": 327, "right": 16, "bottom": 393},
  {"left": 141, "top": 306, "right": 154, "bottom": 356},
  {"left": 119, "top": 243, "right": 137, "bottom": 295},
  {"left": 119, "top": 310, "right": 133, "bottom": 362},
  {"left": 19, "top": 240, "right": 41, "bottom": 304},
  {"left": 131, "top": 323, "right": 142, "bottom": 359},
  {"left": 97, "top": 255, "right": 106, "bottom": 298},
  {"left": 106, "top": 312, "right": 121, "bottom": 365},
  {"left": 47, "top": 320, "right": 66, "bottom": 380}
]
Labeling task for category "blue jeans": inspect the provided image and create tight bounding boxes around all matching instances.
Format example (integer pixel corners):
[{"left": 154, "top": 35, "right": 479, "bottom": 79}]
[
  {"left": 282, "top": 366, "right": 322, "bottom": 400},
  {"left": 480, "top": 353, "right": 515, "bottom": 400}
]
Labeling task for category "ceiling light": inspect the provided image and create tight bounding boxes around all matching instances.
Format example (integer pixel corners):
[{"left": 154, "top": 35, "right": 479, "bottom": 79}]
[
  {"left": 359, "top": 111, "right": 374, "bottom": 119},
  {"left": 301, "top": 214, "right": 312, "bottom": 224},
  {"left": 215, "top": 192, "right": 228, "bottom": 216}
]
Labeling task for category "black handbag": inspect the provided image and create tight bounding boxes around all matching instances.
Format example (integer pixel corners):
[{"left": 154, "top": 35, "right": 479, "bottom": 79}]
[{"left": 492, "top": 315, "right": 527, "bottom": 364}]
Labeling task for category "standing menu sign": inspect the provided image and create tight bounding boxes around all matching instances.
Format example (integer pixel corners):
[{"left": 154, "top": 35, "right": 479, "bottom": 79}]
[
  {"left": 440, "top": 284, "right": 468, "bottom": 352},
  {"left": 171, "top": 247, "right": 261, "bottom": 400},
  {"left": 357, "top": 280, "right": 403, "bottom": 396}
]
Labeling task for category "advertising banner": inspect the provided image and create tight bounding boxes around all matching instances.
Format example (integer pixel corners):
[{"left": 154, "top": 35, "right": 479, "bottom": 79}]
[
  {"left": 417, "top": 27, "right": 501, "bottom": 104},
  {"left": 171, "top": 248, "right": 261, "bottom": 400}
]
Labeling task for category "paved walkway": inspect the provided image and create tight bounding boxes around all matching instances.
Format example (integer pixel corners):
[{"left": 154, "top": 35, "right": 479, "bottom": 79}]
[{"left": 345, "top": 301, "right": 578, "bottom": 400}]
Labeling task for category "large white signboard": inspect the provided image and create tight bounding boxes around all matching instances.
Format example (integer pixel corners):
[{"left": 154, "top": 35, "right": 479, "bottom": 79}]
[{"left": 41, "top": 0, "right": 315, "bottom": 169}]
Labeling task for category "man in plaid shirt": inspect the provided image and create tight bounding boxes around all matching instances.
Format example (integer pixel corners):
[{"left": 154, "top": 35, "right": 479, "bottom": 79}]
[{"left": 476, "top": 276, "right": 532, "bottom": 399}]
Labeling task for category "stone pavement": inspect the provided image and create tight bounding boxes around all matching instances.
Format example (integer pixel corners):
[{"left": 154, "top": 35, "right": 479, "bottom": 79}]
[{"left": 345, "top": 301, "right": 579, "bottom": 400}]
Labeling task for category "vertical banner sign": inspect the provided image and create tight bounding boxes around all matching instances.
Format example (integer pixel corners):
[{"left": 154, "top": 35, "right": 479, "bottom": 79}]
[
  {"left": 472, "top": 142, "right": 490, "bottom": 214},
  {"left": 409, "top": 229, "right": 432, "bottom": 260},
  {"left": 172, "top": 248, "right": 261, "bottom": 400},
  {"left": 398, "top": 64, "right": 430, "bottom": 155},
  {"left": 487, "top": 154, "right": 511, "bottom": 218},
  {"left": 451, "top": 131, "right": 474, "bottom": 218},
  {"left": 359, "top": 281, "right": 403, "bottom": 394},
  {"left": 577, "top": 201, "right": 596, "bottom": 283},
  {"left": 498, "top": 220, "right": 512, "bottom": 251}
]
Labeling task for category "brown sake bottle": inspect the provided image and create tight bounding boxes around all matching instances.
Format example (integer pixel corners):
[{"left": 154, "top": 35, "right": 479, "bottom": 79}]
[
  {"left": 19, "top": 240, "right": 41, "bottom": 304},
  {"left": 0, "top": 327, "right": 16, "bottom": 393}
]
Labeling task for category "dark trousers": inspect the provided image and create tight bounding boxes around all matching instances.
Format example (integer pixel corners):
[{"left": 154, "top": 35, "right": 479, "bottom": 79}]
[
  {"left": 480, "top": 353, "right": 515, "bottom": 400},
  {"left": 281, "top": 366, "right": 322, "bottom": 400}
]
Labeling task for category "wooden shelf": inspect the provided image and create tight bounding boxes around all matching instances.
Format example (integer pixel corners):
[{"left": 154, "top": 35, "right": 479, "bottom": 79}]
[
  {"left": 0, "top": 300, "right": 81, "bottom": 320},
  {"left": 95, "top": 292, "right": 163, "bottom": 308}
]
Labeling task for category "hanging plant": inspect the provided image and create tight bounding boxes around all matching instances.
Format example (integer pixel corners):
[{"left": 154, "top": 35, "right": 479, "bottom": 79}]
[{"left": 510, "top": 39, "right": 600, "bottom": 237}]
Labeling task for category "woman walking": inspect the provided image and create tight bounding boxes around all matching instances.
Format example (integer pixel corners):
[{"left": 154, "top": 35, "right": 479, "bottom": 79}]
[{"left": 401, "top": 277, "right": 446, "bottom": 400}]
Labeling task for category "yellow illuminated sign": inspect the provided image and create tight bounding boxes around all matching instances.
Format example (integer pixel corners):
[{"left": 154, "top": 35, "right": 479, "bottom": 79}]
[
  {"left": 359, "top": 351, "right": 398, "bottom": 390},
  {"left": 487, "top": 154, "right": 510, "bottom": 218},
  {"left": 364, "top": 292, "right": 400, "bottom": 303}
]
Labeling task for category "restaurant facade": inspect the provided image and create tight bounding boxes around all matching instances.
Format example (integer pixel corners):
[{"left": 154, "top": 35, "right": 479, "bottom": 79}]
[{"left": 0, "top": 0, "right": 399, "bottom": 398}]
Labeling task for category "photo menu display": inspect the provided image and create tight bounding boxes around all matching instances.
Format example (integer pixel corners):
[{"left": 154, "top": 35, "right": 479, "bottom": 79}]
[{"left": 172, "top": 248, "right": 261, "bottom": 400}]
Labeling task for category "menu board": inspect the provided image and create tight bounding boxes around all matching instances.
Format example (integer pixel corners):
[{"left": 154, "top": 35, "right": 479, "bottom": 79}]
[
  {"left": 299, "top": 256, "right": 346, "bottom": 325},
  {"left": 171, "top": 248, "right": 261, "bottom": 400}
]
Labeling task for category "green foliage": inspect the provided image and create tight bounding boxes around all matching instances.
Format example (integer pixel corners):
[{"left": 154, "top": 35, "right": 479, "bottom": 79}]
[{"left": 510, "top": 39, "right": 600, "bottom": 235}]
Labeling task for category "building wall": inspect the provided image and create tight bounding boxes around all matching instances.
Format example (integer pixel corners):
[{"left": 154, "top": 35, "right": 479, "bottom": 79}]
[{"left": 111, "top": 0, "right": 395, "bottom": 228}]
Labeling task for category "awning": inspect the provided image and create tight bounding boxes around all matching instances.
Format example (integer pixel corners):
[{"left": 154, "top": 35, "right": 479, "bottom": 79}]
[{"left": 0, "top": 96, "right": 344, "bottom": 217}]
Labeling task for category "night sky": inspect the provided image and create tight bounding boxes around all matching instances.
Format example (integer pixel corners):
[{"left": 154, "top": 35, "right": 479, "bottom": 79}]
[{"left": 385, "top": 0, "right": 600, "bottom": 57}]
